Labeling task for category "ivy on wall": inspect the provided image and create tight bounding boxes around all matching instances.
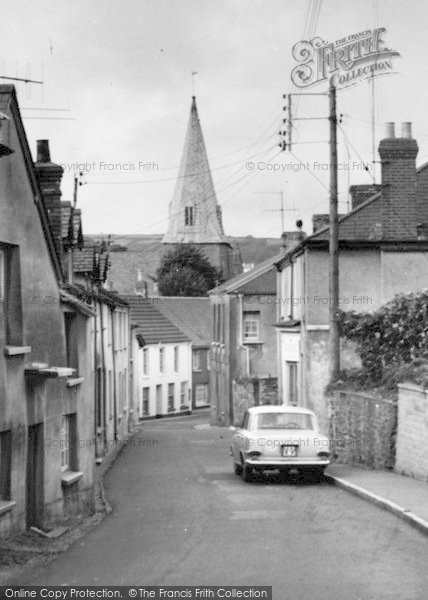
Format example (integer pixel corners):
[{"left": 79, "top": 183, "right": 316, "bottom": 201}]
[{"left": 338, "top": 291, "right": 428, "bottom": 389}]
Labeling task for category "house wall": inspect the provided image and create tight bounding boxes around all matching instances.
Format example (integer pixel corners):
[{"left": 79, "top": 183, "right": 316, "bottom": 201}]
[
  {"left": 0, "top": 99, "right": 94, "bottom": 537},
  {"left": 305, "top": 248, "right": 382, "bottom": 325},
  {"left": 241, "top": 293, "right": 277, "bottom": 378},
  {"left": 396, "top": 383, "right": 428, "bottom": 481},
  {"left": 192, "top": 347, "right": 210, "bottom": 408},
  {"left": 277, "top": 245, "right": 428, "bottom": 430},
  {"left": 135, "top": 340, "right": 192, "bottom": 418},
  {"left": 381, "top": 252, "right": 428, "bottom": 303},
  {"left": 210, "top": 294, "right": 231, "bottom": 426}
]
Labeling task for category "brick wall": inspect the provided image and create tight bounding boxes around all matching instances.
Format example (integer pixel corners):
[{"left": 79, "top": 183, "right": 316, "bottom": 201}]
[
  {"left": 329, "top": 390, "right": 397, "bottom": 469},
  {"left": 395, "top": 383, "right": 428, "bottom": 481},
  {"left": 378, "top": 137, "right": 418, "bottom": 240}
]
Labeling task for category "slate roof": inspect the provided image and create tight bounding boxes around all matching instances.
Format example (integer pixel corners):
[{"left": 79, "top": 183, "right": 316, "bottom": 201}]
[
  {"left": 209, "top": 252, "right": 282, "bottom": 295},
  {"left": 121, "top": 295, "right": 190, "bottom": 344},
  {"left": 154, "top": 297, "right": 211, "bottom": 346},
  {"left": 60, "top": 202, "right": 82, "bottom": 240},
  {"left": 311, "top": 192, "right": 383, "bottom": 241},
  {"left": 73, "top": 243, "right": 109, "bottom": 273}
]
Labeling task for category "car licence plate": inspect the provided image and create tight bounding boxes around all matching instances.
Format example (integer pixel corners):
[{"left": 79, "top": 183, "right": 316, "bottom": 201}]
[{"left": 282, "top": 445, "right": 297, "bottom": 457}]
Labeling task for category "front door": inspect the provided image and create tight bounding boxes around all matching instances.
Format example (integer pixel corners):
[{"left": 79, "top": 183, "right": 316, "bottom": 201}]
[
  {"left": 156, "top": 384, "right": 162, "bottom": 416},
  {"left": 26, "top": 423, "right": 44, "bottom": 528}
]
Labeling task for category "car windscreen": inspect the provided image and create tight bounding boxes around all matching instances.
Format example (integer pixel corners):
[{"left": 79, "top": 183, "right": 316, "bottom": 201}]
[{"left": 254, "top": 412, "right": 315, "bottom": 430}]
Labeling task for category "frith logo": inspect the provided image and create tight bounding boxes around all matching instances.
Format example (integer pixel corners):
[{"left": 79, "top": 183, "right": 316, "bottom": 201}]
[{"left": 291, "top": 28, "right": 400, "bottom": 88}]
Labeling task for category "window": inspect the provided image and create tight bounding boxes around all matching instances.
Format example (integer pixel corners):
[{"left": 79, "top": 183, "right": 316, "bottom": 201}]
[
  {"left": 0, "top": 245, "right": 23, "bottom": 345},
  {"left": 159, "top": 347, "right": 165, "bottom": 373},
  {"left": 243, "top": 311, "right": 260, "bottom": 341},
  {"left": 0, "top": 249, "right": 4, "bottom": 301},
  {"left": 143, "top": 348, "right": 149, "bottom": 376},
  {"left": 240, "top": 412, "right": 249, "bottom": 430},
  {"left": 255, "top": 411, "right": 313, "bottom": 430},
  {"left": 108, "top": 370, "right": 113, "bottom": 419},
  {"left": 184, "top": 206, "right": 194, "bottom": 226},
  {"left": 195, "top": 384, "right": 208, "bottom": 407},
  {"left": 123, "top": 368, "right": 127, "bottom": 411},
  {"left": 180, "top": 381, "right": 188, "bottom": 407},
  {"left": 0, "top": 430, "right": 11, "bottom": 501},
  {"left": 174, "top": 346, "right": 179, "bottom": 372},
  {"left": 64, "top": 312, "right": 78, "bottom": 370},
  {"left": 287, "top": 361, "right": 298, "bottom": 406},
  {"left": 192, "top": 350, "right": 202, "bottom": 372},
  {"left": 142, "top": 387, "right": 149, "bottom": 416},
  {"left": 168, "top": 383, "right": 175, "bottom": 412},
  {"left": 60, "top": 415, "right": 77, "bottom": 472}
]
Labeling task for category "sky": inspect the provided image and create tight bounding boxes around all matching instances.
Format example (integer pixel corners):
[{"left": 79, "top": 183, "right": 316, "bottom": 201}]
[{"left": 2, "top": 0, "right": 428, "bottom": 239}]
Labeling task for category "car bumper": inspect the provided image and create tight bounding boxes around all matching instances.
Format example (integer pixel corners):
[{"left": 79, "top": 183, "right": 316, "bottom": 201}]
[{"left": 245, "top": 458, "right": 330, "bottom": 469}]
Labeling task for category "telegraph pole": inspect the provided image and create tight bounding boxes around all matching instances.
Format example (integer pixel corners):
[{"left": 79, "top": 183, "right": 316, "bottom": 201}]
[{"left": 329, "top": 83, "right": 340, "bottom": 380}]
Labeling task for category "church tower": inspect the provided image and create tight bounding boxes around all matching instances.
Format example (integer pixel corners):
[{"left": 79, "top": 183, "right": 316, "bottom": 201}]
[{"left": 163, "top": 97, "right": 241, "bottom": 280}]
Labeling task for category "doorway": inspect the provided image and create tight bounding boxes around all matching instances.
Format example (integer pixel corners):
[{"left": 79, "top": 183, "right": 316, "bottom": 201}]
[
  {"left": 26, "top": 423, "right": 44, "bottom": 528},
  {"left": 156, "top": 384, "right": 162, "bottom": 416}
]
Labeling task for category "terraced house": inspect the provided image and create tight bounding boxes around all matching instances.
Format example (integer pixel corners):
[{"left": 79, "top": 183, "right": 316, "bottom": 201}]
[
  {"left": 0, "top": 85, "right": 132, "bottom": 538},
  {"left": 275, "top": 122, "right": 428, "bottom": 431}
]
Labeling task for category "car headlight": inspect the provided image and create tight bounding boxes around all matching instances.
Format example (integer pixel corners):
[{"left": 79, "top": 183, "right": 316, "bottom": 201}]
[{"left": 245, "top": 450, "right": 262, "bottom": 458}]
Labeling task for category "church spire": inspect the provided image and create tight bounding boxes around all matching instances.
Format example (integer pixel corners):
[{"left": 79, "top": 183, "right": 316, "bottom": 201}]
[{"left": 163, "top": 96, "right": 227, "bottom": 244}]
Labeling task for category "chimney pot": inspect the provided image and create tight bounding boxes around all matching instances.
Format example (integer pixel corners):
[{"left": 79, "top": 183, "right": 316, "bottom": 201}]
[
  {"left": 401, "top": 122, "right": 412, "bottom": 139},
  {"left": 37, "top": 139, "right": 51, "bottom": 163},
  {"left": 385, "top": 122, "right": 395, "bottom": 138}
]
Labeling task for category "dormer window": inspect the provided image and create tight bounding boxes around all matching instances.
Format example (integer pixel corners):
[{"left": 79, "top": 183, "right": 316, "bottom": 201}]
[{"left": 184, "top": 206, "right": 194, "bottom": 226}]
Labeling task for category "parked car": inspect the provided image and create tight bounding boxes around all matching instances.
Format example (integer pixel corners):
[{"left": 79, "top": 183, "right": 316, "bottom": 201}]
[{"left": 230, "top": 405, "right": 331, "bottom": 482}]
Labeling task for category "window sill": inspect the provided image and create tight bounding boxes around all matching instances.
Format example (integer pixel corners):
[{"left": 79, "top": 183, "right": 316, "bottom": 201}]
[
  {"left": 167, "top": 407, "right": 175, "bottom": 413},
  {"left": 4, "top": 345, "right": 31, "bottom": 357},
  {"left": 66, "top": 377, "right": 85, "bottom": 388},
  {"left": 0, "top": 500, "right": 16, "bottom": 516},
  {"left": 61, "top": 470, "right": 83, "bottom": 486},
  {"left": 242, "top": 340, "right": 263, "bottom": 345}
]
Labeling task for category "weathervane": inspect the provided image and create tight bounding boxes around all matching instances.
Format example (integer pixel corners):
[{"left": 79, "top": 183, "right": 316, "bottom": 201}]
[{"left": 191, "top": 71, "right": 198, "bottom": 96}]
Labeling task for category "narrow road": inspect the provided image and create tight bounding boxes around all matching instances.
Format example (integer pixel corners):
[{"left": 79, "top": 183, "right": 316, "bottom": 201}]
[{"left": 11, "top": 410, "right": 428, "bottom": 599}]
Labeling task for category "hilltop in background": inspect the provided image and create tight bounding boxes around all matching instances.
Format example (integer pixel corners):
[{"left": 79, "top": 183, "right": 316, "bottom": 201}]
[{"left": 87, "top": 234, "right": 283, "bottom": 295}]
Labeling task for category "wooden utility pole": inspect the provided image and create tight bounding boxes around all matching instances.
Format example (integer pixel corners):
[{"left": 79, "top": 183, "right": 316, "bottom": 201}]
[{"left": 329, "top": 83, "right": 340, "bottom": 380}]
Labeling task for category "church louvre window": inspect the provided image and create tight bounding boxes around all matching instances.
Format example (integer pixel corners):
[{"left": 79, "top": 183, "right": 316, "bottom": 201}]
[{"left": 184, "top": 206, "right": 195, "bottom": 226}]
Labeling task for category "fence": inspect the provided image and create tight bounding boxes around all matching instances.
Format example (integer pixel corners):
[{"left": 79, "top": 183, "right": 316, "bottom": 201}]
[{"left": 329, "top": 390, "right": 397, "bottom": 469}]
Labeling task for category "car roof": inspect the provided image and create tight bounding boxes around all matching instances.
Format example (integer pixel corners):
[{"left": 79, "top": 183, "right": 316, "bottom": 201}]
[{"left": 247, "top": 405, "right": 315, "bottom": 416}]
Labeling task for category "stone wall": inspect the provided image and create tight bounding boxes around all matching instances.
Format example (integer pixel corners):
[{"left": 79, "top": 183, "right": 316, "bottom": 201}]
[
  {"left": 232, "top": 377, "right": 278, "bottom": 427},
  {"left": 395, "top": 383, "right": 428, "bottom": 481},
  {"left": 329, "top": 390, "right": 397, "bottom": 469}
]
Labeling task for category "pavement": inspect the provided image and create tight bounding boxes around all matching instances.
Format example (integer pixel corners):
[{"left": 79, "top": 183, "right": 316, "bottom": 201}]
[
  {"left": 7, "top": 410, "right": 428, "bottom": 599},
  {"left": 325, "top": 463, "right": 428, "bottom": 535}
]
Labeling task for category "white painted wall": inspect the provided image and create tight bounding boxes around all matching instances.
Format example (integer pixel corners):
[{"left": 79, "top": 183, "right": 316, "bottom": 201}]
[{"left": 133, "top": 338, "right": 192, "bottom": 418}]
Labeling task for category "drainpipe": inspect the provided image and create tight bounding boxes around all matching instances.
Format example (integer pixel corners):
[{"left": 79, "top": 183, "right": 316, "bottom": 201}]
[
  {"left": 111, "top": 307, "right": 118, "bottom": 440},
  {"left": 99, "top": 298, "right": 107, "bottom": 449},
  {"left": 238, "top": 294, "right": 250, "bottom": 376}
]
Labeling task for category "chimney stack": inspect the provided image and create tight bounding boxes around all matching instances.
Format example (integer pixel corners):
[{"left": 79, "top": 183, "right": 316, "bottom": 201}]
[
  {"left": 385, "top": 122, "right": 395, "bottom": 138},
  {"left": 349, "top": 184, "right": 382, "bottom": 210},
  {"left": 34, "top": 140, "right": 64, "bottom": 256},
  {"left": 401, "top": 122, "right": 412, "bottom": 139},
  {"left": 378, "top": 122, "right": 418, "bottom": 240}
]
